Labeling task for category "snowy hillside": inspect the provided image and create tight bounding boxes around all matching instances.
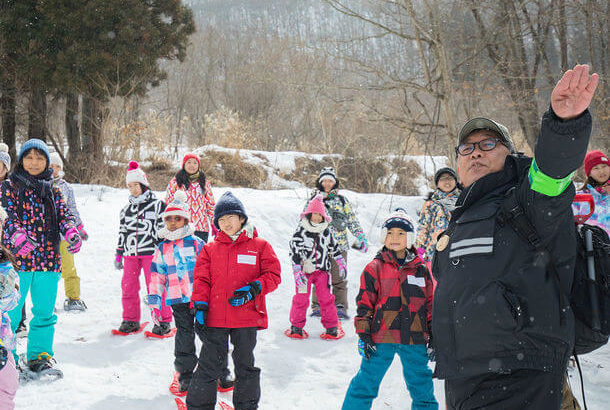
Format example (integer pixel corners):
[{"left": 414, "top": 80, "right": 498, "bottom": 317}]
[{"left": 14, "top": 184, "right": 610, "bottom": 409}]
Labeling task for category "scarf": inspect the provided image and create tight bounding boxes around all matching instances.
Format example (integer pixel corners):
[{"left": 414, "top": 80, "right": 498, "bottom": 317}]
[
  {"left": 129, "top": 189, "right": 152, "bottom": 205},
  {"left": 189, "top": 172, "right": 200, "bottom": 182},
  {"left": 300, "top": 218, "right": 329, "bottom": 233},
  {"left": 158, "top": 224, "right": 196, "bottom": 241},
  {"left": 11, "top": 166, "right": 60, "bottom": 243}
]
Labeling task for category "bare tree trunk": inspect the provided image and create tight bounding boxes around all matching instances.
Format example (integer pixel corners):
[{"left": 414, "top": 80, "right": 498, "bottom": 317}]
[
  {"left": 558, "top": 0, "right": 568, "bottom": 71},
  {"left": 1, "top": 75, "right": 17, "bottom": 160},
  {"left": 81, "top": 95, "right": 105, "bottom": 181},
  {"left": 28, "top": 87, "right": 47, "bottom": 140},
  {"left": 65, "top": 92, "right": 81, "bottom": 175}
]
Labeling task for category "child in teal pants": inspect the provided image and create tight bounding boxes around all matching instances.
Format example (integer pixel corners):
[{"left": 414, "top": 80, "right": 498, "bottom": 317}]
[
  {"left": 343, "top": 209, "right": 437, "bottom": 410},
  {"left": 1, "top": 139, "right": 81, "bottom": 378}
]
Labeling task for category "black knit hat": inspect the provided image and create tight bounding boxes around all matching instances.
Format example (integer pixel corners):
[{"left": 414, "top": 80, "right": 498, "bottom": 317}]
[
  {"left": 434, "top": 167, "right": 458, "bottom": 186},
  {"left": 316, "top": 166, "right": 338, "bottom": 191},
  {"left": 213, "top": 191, "right": 248, "bottom": 229}
]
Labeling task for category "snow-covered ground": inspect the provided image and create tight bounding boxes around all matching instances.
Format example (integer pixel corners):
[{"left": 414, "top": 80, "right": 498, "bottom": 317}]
[{"left": 14, "top": 184, "right": 609, "bottom": 409}]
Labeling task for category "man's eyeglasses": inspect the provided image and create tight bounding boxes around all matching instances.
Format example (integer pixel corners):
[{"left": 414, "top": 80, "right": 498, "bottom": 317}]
[{"left": 455, "top": 137, "right": 506, "bottom": 156}]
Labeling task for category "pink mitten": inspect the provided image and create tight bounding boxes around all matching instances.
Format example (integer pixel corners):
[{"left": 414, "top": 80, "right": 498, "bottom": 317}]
[
  {"left": 10, "top": 231, "right": 37, "bottom": 257},
  {"left": 65, "top": 228, "right": 82, "bottom": 254}
]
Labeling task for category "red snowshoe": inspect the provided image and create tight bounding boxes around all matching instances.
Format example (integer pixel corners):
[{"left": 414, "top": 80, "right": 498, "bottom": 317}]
[
  {"left": 111, "top": 321, "right": 149, "bottom": 336},
  {"left": 320, "top": 324, "right": 345, "bottom": 340},
  {"left": 145, "top": 327, "right": 177, "bottom": 339},
  {"left": 170, "top": 372, "right": 188, "bottom": 397},
  {"left": 284, "top": 326, "right": 309, "bottom": 339}
]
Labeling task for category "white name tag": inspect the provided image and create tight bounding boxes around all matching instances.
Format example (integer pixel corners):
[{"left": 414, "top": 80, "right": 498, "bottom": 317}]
[
  {"left": 407, "top": 275, "right": 425, "bottom": 287},
  {"left": 145, "top": 211, "right": 156, "bottom": 219},
  {"left": 179, "top": 247, "right": 195, "bottom": 258},
  {"left": 237, "top": 254, "right": 257, "bottom": 265}
]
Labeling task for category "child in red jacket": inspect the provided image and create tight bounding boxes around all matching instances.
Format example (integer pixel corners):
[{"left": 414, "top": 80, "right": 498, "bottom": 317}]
[
  {"left": 187, "top": 191, "right": 281, "bottom": 410},
  {"left": 342, "top": 208, "right": 437, "bottom": 410}
]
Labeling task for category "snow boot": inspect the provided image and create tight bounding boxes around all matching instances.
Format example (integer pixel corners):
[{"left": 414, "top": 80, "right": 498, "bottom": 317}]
[
  {"left": 217, "top": 375, "right": 234, "bottom": 392},
  {"left": 151, "top": 321, "right": 172, "bottom": 336},
  {"left": 285, "top": 326, "right": 309, "bottom": 339},
  {"left": 337, "top": 306, "right": 350, "bottom": 320},
  {"left": 64, "top": 298, "right": 87, "bottom": 312},
  {"left": 309, "top": 306, "right": 321, "bottom": 317},
  {"left": 118, "top": 321, "right": 141, "bottom": 334},
  {"left": 27, "top": 352, "right": 63, "bottom": 380},
  {"left": 15, "top": 321, "right": 27, "bottom": 338},
  {"left": 320, "top": 324, "right": 345, "bottom": 340}
]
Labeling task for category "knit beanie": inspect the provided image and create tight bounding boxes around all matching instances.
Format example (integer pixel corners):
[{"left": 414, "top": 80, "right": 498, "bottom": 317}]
[
  {"left": 164, "top": 190, "right": 190, "bottom": 221},
  {"left": 0, "top": 143, "right": 10, "bottom": 172},
  {"left": 213, "top": 191, "right": 248, "bottom": 229},
  {"left": 584, "top": 150, "right": 609, "bottom": 177},
  {"left": 301, "top": 194, "right": 331, "bottom": 222},
  {"left": 49, "top": 152, "right": 63, "bottom": 168},
  {"left": 434, "top": 167, "right": 458, "bottom": 186},
  {"left": 182, "top": 153, "right": 201, "bottom": 169},
  {"left": 381, "top": 208, "right": 416, "bottom": 248},
  {"left": 317, "top": 167, "right": 337, "bottom": 185},
  {"left": 125, "top": 161, "right": 149, "bottom": 187},
  {"left": 18, "top": 138, "right": 50, "bottom": 165}
]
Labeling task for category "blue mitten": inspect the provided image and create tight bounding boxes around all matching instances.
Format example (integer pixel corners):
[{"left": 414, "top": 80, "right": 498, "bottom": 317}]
[{"left": 194, "top": 301, "right": 208, "bottom": 326}]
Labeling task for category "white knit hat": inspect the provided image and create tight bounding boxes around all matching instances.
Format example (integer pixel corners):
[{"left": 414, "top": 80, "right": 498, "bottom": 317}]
[
  {"left": 164, "top": 191, "right": 190, "bottom": 221},
  {"left": 0, "top": 143, "right": 11, "bottom": 172},
  {"left": 381, "top": 208, "right": 416, "bottom": 249},
  {"left": 125, "top": 160, "right": 149, "bottom": 187},
  {"left": 49, "top": 152, "right": 63, "bottom": 168}
]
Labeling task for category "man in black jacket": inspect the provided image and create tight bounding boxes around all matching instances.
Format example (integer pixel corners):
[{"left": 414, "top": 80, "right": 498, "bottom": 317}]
[{"left": 432, "top": 64, "right": 600, "bottom": 409}]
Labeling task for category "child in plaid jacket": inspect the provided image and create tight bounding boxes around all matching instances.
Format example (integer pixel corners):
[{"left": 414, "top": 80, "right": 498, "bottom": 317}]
[{"left": 343, "top": 209, "right": 437, "bottom": 410}]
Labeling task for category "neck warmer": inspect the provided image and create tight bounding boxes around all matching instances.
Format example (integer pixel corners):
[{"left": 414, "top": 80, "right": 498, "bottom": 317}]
[
  {"left": 159, "top": 224, "right": 195, "bottom": 241},
  {"left": 11, "top": 166, "right": 59, "bottom": 243},
  {"left": 189, "top": 172, "right": 200, "bottom": 182},
  {"left": 300, "top": 218, "right": 329, "bottom": 233}
]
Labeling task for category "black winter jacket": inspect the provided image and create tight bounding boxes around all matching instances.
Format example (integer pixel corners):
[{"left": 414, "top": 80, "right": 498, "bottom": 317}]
[{"left": 431, "top": 108, "right": 591, "bottom": 380}]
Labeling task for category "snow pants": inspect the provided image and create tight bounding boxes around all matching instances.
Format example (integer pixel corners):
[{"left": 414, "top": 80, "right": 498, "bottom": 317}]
[
  {"left": 445, "top": 369, "right": 564, "bottom": 410},
  {"left": 187, "top": 326, "right": 259, "bottom": 410},
  {"left": 8, "top": 271, "right": 61, "bottom": 362},
  {"left": 121, "top": 255, "right": 172, "bottom": 323},
  {"left": 0, "top": 355, "right": 18, "bottom": 409},
  {"left": 290, "top": 270, "right": 338, "bottom": 329},
  {"left": 60, "top": 240, "right": 80, "bottom": 299},
  {"left": 312, "top": 251, "right": 348, "bottom": 309},
  {"left": 342, "top": 344, "right": 437, "bottom": 410},
  {"left": 171, "top": 303, "right": 229, "bottom": 389}
]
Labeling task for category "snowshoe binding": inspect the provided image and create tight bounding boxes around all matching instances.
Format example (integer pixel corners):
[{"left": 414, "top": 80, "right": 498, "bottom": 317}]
[
  {"left": 26, "top": 352, "right": 63, "bottom": 381},
  {"left": 112, "top": 321, "right": 148, "bottom": 336},
  {"left": 217, "top": 376, "right": 234, "bottom": 392},
  {"left": 170, "top": 372, "right": 189, "bottom": 397},
  {"left": 320, "top": 324, "right": 345, "bottom": 340},
  {"left": 64, "top": 298, "right": 87, "bottom": 312},
  {"left": 284, "top": 326, "right": 309, "bottom": 339},
  {"left": 145, "top": 322, "right": 176, "bottom": 339}
]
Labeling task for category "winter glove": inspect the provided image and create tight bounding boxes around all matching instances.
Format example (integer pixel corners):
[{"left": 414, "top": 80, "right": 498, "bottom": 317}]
[
  {"left": 114, "top": 254, "right": 123, "bottom": 270},
  {"left": 228, "top": 281, "right": 261, "bottom": 307},
  {"left": 65, "top": 228, "right": 82, "bottom": 254},
  {"left": 150, "top": 307, "right": 161, "bottom": 326},
  {"left": 357, "top": 333, "right": 377, "bottom": 359},
  {"left": 292, "top": 264, "right": 307, "bottom": 289},
  {"left": 335, "top": 255, "right": 348, "bottom": 280},
  {"left": 416, "top": 247, "right": 426, "bottom": 260},
  {"left": 194, "top": 301, "right": 208, "bottom": 326},
  {"left": 77, "top": 224, "right": 89, "bottom": 241},
  {"left": 353, "top": 232, "right": 368, "bottom": 253},
  {"left": 10, "top": 231, "right": 37, "bottom": 257}
]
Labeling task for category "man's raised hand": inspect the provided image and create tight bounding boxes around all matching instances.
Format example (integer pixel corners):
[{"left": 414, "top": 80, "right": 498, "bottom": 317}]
[{"left": 551, "top": 64, "right": 599, "bottom": 120}]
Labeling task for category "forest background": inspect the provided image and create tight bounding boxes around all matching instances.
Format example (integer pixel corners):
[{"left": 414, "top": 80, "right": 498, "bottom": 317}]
[{"left": 0, "top": 0, "right": 607, "bottom": 193}]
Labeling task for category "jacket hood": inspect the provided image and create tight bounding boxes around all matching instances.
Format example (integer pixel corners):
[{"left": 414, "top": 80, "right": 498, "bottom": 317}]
[
  {"left": 216, "top": 222, "right": 258, "bottom": 244},
  {"left": 375, "top": 247, "right": 420, "bottom": 268}
]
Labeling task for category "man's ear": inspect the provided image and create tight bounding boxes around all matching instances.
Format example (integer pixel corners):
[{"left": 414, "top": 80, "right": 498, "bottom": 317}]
[{"left": 239, "top": 216, "right": 246, "bottom": 224}]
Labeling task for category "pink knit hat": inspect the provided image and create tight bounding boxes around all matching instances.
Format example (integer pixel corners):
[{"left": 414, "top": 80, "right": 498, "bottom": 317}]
[{"left": 300, "top": 194, "right": 331, "bottom": 222}]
